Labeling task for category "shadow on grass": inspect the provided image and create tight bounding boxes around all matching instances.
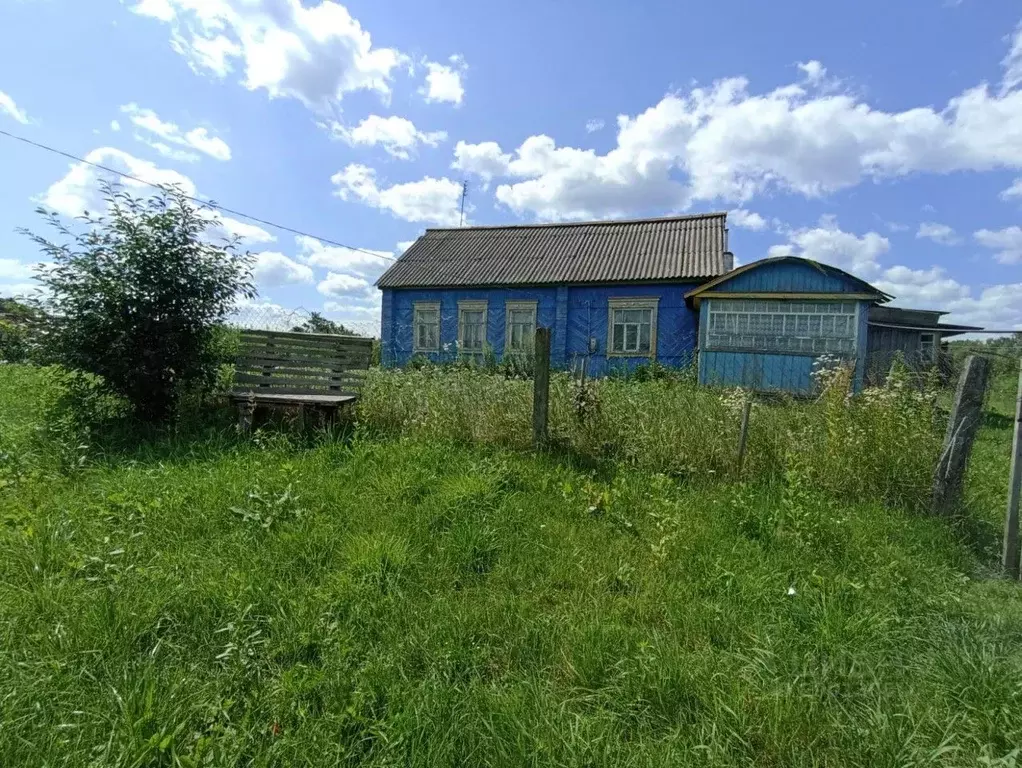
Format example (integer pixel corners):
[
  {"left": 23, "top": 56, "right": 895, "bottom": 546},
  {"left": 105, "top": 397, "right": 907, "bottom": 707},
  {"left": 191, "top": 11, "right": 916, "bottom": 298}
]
[
  {"left": 981, "top": 411, "right": 1015, "bottom": 431},
  {"left": 951, "top": 508, "right": 1003, "bottom": 566},
  {"left": 87, "top": 400, "right": 358, "bottom": 467}
]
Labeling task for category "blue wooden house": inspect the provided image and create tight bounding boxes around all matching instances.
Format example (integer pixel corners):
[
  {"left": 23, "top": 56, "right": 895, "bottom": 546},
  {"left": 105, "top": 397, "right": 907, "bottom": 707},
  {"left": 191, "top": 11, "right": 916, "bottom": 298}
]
[{"left": 376, "top": 213, "right": 980, "bottom": 393}]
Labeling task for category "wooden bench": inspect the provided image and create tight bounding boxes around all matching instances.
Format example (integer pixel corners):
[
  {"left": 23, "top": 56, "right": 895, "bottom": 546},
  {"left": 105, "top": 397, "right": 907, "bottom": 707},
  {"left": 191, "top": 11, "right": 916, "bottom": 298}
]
[{"left": 231, "top": 328, "right": 373, "bottom": 430}]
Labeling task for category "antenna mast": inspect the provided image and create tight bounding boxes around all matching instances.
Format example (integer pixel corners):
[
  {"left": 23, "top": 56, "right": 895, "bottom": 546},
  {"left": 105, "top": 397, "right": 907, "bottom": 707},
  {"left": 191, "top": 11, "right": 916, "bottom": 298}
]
[{"left": 459, "top": 180, "right": 468, "bottom": 226}]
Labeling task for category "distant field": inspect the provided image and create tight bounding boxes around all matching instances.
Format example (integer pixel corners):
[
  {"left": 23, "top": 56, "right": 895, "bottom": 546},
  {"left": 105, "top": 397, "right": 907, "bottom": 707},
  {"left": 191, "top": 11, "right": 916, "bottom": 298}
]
[{"left": 1, "top": 363, "right": 1021, "bottom": 767}]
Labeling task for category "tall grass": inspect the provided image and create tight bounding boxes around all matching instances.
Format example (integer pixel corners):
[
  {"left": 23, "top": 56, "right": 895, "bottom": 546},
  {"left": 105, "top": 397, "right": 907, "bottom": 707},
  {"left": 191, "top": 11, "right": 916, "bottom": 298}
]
[
  {"left": 358, "top": 363, "right": 944, "bottom": 511},
  {"left": 2, "top": 363, "right": 1019, "bottom": 766}
]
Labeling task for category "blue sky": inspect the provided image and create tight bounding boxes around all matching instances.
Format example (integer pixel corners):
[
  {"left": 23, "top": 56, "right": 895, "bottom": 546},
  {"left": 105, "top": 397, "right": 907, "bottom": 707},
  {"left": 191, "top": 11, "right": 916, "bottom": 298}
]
[{"left": 1, "top": 0, "right": 1021, "bottom": 334}]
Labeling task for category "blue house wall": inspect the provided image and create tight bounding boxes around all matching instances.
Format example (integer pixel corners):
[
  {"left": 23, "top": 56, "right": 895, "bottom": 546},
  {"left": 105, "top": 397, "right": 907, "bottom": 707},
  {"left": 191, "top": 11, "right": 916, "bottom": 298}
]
[
  {"left": 695, "top": 259, "right": 875, "bottom": 394},
  {"left": 379, "top": 256, "right": 915, "bottom": 396},
  {"left": 381, "top": 282, "right": 702, "bottom": 373}
]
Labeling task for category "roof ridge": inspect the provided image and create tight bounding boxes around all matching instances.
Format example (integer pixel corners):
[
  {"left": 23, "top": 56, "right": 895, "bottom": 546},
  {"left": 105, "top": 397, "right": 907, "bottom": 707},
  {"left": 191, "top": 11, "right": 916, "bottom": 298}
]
[{"left": 425, "top": 212, "right": 728, "bottom": 232}]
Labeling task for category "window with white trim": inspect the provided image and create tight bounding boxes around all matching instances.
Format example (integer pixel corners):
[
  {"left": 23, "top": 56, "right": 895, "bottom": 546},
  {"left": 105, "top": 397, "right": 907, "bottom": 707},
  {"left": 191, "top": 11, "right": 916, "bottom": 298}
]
[
  {"left": 505, "top": 300, "right": 537, "bottom": 352},
  {"left": 608, "top": 297, "right": 658, "bottom": 357},
  {"left": 412, "top": 301, "right": 440, "bottom": 353},
  {"left": 919, "top": 332, "right": 936, "bottom": 364},
  {"left": 705, "top": 299, "right": 858, "bottom": 355},
  {"left": 458, "top": 300, "right": 488, "bottom": 355}
]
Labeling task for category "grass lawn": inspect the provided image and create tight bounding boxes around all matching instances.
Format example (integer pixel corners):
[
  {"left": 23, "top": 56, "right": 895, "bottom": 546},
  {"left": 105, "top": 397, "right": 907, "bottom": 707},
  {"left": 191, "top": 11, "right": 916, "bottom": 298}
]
[{"left": 2, "top": 364, "right": 1022, "bottom": 766}]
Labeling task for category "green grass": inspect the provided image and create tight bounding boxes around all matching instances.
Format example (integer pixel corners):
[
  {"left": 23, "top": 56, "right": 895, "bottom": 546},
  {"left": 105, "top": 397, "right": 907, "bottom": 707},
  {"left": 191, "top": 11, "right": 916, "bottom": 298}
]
[{"left": 2, "top": 364, "right": 1022, "bottom": 766}]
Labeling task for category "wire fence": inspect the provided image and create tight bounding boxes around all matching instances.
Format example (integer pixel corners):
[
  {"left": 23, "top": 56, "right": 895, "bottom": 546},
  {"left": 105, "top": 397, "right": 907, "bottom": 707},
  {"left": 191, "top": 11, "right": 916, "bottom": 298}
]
[{"left": 228, "top": 303, "right": 380, "bottom": 339}]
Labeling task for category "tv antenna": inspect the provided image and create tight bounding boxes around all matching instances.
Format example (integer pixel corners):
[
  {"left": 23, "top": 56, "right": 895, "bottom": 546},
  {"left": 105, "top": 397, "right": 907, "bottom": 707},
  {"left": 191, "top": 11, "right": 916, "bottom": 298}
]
[{"left": 459, "top": 180, "right": 469, "bottom": 226}]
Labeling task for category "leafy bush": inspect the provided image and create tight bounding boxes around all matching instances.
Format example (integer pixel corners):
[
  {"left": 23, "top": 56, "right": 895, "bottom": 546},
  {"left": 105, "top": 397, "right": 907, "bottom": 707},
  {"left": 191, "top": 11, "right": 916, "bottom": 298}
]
[
  {"left": 21, "top": 181, "right": 255, "bottom": 423},
  {"left": 0, "top": 297, "right": 40, "bottom": 363},
  {"left": 0, "top": 319, "right": 28, "bottom": 363}
]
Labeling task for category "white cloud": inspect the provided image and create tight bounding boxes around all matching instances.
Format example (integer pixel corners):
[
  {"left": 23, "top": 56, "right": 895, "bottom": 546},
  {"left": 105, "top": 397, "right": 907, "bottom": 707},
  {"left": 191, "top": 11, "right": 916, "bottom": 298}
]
[
  {"left": 915, "top": 221, "right": 961, "bottom": 245},
  {"left": 295, "top": 234, "right": 393, "bottom": 274},
  {"left": 766, "top": 216, "right": 890, "bottom": 276},
  {"left": 1001, "top": 177, "right": 1022, "bottom": 200},
  {"left": 729, "top": 208, "right": 767, "bottom": 231},
  {"left": 874, "top": 265, "right": 971, "bottom": 308},
  {"left": 331, "top": 164, "right": 467, "bottom": 226},
  {"left": 213, "top": 217, "right": 275, "bottom": 245},
  {"left": 586, "top": 118, "right": 605, "bottom": 133},
  {"left": 975, "top": 226, "right": 1022, "bottom": 264},
  {"left": 110, "top": 119, "right": 122, "bottom": 132},
  {"left": 39, "top": 147, "right": 273, "bottom": 245},
  {"left": 796, "top": 60, "right": 827, "bottom": 86},
  {"left": 252, "top": 252, "right": 314, "bottom": 286},
  {"left": 1002, "top": 22, "right": 1022, "bottom": 95},
  {"left": 495, "top": 131, "right": 689, "bottom": 221},
  {"left": 146, "top": 142, "right": 202, "bottom": 163},
  {"left": 451, "top": 140, "right": 512, "bottom": 183},
  {"left": 770, "top": 219, "right": 1022, "bottom": 330},
  {"left": 331, "top": 115, "right": 446, "bottom": 160},
  {"left": 0, "top": 90, "right": 30, "bottom": 124},
  {"left": 317, "top": 271, "right": 370, "bottom": 297},
  {"left": 473, "top": 24, "right": 1022, "bottom": 221},
  {"left": 420, "top": 54, "right": 466, "bottom": 105},
  {"left": 131, "top": 0, "right": 407, "bottom": 109},
  {"left": 396, "top": 239, "right": 416, "bottom": 254},
  {"left": 121, "top": 103, "right": 231, "bottom": 161},
  {"left": 946, "top": 283, "right": 1022, "bottom": 330},
  {"left": 41, "top": 147, "right": 196, "bottom": 217},
  {"left": 0, "top": 259, "right": 36, "bottom": 281}
]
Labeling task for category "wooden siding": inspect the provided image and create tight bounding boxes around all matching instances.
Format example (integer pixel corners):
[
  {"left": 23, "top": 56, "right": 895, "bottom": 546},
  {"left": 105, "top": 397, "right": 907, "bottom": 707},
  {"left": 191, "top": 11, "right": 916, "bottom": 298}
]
[
  {"left": 701, "top": 350, "right": 817, "bottom": 393},
  {"left": 382, "top": 282, "right": 702, "bottom": 373},
  {"left": 565, "top": 283, "right": 700, "bottom": 375},
  {"left": 710, "top": 260, "right": 869, "bottom": 294},
  {"left": 865, "top": 325, "right": 933, "bottom": 385}
]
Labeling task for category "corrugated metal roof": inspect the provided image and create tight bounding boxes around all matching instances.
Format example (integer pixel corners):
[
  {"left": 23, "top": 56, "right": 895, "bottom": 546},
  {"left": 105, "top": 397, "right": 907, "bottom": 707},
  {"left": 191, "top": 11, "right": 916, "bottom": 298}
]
[{"left": 376, "top": 213, "right": 730, "bottom": 288}]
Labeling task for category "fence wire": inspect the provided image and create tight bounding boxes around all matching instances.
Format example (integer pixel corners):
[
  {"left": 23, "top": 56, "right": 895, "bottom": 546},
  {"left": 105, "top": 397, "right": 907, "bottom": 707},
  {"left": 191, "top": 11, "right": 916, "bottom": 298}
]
[{"left": 228, "top": 303, "right": 380, "bottom": 339}]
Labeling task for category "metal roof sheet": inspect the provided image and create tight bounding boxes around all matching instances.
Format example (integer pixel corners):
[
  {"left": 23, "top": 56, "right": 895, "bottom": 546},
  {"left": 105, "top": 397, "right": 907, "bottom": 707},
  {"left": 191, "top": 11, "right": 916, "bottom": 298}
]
[{"left": 376, "top": 213, "right": 730, "bottom": 288}]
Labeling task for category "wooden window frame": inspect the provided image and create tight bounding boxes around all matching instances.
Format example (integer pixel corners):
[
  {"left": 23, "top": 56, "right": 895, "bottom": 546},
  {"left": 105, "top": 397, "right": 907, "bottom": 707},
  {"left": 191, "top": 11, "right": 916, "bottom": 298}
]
[
  {"left": 919, "top": 332, "right": 936, "bottom": 364},
  {"left": 607, "top": 297, "right": 659, "bottom": 358},
  {"left": 412, "top": 301, "right": 440, "bottom": 354},
  {"left": 704, "top": 298, "right": 860, "bottom": 357},
  {"left": 457, "top": 300, "right": 488, "bottom": 356},
  {"left": 504, "top": 300, "right": 538, "bottom": 353}
]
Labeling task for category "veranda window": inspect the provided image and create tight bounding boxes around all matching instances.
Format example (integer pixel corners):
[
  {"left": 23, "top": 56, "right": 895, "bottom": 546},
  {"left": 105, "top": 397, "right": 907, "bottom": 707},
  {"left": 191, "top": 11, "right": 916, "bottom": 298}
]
[{"left": 705, "top": 299, "right": 858, "bottom": 355}]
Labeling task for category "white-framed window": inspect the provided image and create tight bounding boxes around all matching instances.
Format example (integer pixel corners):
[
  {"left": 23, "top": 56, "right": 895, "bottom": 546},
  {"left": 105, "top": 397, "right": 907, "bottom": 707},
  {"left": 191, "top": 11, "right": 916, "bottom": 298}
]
[
  {"left": 458, "top": 300, "right": 488, "bottom": 355},
  {"left": 505, "top": 300, "right": 538, "bottom": 353},
  {"left": 412, "top": 301, "right": 440, "bottom": 353},
  {"left": 919, "top": 332, "right": 936, "bottom": 364},
  {"left": 705, "top": 299, "right": 858, "bottom": 355},
  {"left": 608, "top": 297, "right": 658, "bottom": 357}
]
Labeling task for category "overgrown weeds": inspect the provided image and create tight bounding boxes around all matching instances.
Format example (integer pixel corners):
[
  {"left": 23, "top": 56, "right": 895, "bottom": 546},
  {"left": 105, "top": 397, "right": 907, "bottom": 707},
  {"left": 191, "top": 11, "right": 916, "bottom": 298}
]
[{"left": 358, "top": 361, "right": 945, "bottom": 511}]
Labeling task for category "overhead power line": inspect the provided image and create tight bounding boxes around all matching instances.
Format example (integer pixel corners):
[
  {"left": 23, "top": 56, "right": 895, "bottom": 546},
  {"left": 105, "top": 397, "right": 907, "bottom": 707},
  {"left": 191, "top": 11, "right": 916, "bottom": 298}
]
[{"left": 0, "top": 127, "right": 397, "bottom": 261}]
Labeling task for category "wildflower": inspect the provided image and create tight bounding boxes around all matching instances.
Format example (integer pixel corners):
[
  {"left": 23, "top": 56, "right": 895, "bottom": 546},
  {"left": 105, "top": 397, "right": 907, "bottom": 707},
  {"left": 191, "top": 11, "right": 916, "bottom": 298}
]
[{"left": 786, "top": 585, "right": 797, "bottom": 596}]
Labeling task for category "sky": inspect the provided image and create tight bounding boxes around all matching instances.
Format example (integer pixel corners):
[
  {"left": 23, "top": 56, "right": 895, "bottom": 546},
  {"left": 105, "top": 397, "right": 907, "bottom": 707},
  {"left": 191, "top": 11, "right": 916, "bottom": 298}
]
[{"left": 1, "top": 0, "right": 1021, "bottom": 335}]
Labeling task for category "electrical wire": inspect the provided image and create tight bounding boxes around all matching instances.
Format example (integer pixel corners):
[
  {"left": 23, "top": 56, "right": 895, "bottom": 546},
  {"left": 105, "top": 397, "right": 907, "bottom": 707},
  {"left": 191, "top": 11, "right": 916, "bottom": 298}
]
[{"left": 0, "top": 127, "right": 397, "bottom": 261}]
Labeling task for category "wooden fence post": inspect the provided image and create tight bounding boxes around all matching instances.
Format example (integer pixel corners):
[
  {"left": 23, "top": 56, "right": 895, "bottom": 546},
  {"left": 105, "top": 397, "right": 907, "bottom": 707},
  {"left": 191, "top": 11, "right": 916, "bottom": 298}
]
[
  {"left": 736, "top": 398, "right": 752, "bottom": 477},
  {"left": 1002, "top": 358, "right": 1022, "bottom": 578},
  {"left": 533, "top": 327, "right": 551, "bottom": 450},
  {"left": 932, "top": 354, "right": 990, "bottom": 517}
]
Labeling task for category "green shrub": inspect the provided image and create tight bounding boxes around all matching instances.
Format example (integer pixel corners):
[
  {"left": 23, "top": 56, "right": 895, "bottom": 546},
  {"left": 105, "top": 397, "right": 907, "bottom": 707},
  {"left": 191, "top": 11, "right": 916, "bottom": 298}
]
[{"left": 21, "top": 181, "right": 255, "bottom": 423}]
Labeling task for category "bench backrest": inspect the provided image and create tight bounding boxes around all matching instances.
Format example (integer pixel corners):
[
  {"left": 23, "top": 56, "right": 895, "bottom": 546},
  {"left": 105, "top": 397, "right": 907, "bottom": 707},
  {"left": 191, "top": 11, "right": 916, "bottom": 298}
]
[{"left": 234, "top": 329, "right": 373, "bottom": 396}]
